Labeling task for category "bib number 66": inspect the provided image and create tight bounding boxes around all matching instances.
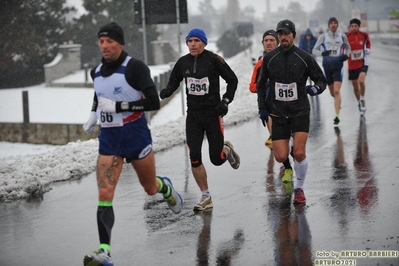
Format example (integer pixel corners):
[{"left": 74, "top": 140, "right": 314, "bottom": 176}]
[{"left": 100, "top": 111, "right": 113, "bottom": 123}]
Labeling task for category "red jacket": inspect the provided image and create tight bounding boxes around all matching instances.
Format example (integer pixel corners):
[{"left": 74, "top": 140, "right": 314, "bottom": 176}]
[
  {"left": 249, "top": 57, "right": 262, "bottom": 93},
  {"left": 346, "top": 31, "right": 371, "bottom": 70}
]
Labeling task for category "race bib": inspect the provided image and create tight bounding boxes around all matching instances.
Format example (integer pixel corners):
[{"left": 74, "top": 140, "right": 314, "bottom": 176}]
[
  {"left": 326, "top": 45, "right": 340, "bottom": 57},
  {"left": 351, "top": 49, "right": 364, "bottom": 60},
  {"left": 187, "top": 77, "right": 210, "bottom": 96},
  {"left": 98, "top": 111, "right": 123, "bottom": 128},
  {"left": 274, "top": 82, "right": 298, "bottom": 101}
]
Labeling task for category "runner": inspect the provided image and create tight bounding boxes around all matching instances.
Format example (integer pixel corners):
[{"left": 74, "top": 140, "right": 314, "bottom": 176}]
[
  {"left": 346, "top": 18, "right": 371, "bottom": 116},
  {"left": 257, "top": 19, "right": 327, "bottom": 204},
  {"left": 160, "top": 28, "right": 240, "bottom": 212},
  {"left": 249, "top": 29, "right": 294, "bottom": 183},
  {"left": 82, "top": 22, "right": 183, "bottom": 266},
  {"left": 313, "top": 17, "right": 351, "bottom": 125}
]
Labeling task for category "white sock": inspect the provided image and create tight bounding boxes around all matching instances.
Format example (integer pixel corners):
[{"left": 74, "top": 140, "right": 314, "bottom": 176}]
[
  {"left": 294, "top": 158, "right": 308, "bottom": 189},
  {"left": 202, "top": 190, "right": 211, "bottom": 197}
]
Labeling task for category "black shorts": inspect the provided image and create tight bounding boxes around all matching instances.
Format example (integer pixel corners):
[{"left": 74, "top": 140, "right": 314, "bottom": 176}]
[
  {"left": 348, "top": 66, "right": 368, "bottom": 80},
  {"left": 271, "top": 115, "right": 310, "bottom": 140}
]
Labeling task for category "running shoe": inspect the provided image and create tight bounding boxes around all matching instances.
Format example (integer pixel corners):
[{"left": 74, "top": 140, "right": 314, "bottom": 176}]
[
  {"left": 193, "top": 195, "right": 213, "bottom": 212},
  {"left": 265, "top": 135, "right": 273, "bottom": 149},
  {"left": 333, "top": 116, "right": 340, "bottom": 126},
  {"left": 83, "top": 248, "right": 114, "bottom": 266},
  {"left": 283, "top": 180, "right": 294, "bottom": 195},
  {"left": 360, "top": 100, "right": 366, "bottom": 115},
  {"left": 293, "top": 188, "right": 306, "bottom": 204},
  {"left": 224, "top": 141, "right": 240, "bottom": 169},
  {"left": 162, "top": 177, "right": 183, "bottom": 214},
  {"left": 334, "top": 126, "right": 341, "bottom": 137},
  {"left": 282, "top": 168, "right": 293, "bottom": 183}
]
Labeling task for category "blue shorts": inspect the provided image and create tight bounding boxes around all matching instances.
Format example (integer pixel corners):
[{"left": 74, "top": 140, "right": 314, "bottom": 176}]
[
  {"left": 324, "top": 67, "right": 343, "bottom": 85},
  {"left": 98, "top": 115, "right": 152, "bottom": 162}
]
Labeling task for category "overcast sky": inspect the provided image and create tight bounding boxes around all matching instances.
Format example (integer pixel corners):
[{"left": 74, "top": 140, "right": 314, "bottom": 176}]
[
  {"left": 66, "top": 0, "right": 319, "bottom": 19},
  {"left": 191, "top": 0, "right": 319, "bottom": 15}
]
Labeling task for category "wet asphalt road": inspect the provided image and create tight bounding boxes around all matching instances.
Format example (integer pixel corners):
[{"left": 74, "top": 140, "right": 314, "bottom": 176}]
[{"left": 1, "top": 43, "right": 399, "bottom": 266}]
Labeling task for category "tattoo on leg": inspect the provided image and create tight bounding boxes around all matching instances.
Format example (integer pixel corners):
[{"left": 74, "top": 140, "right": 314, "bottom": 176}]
[{"left": 97, "top": 156, "right": 119, "bottom": 188}]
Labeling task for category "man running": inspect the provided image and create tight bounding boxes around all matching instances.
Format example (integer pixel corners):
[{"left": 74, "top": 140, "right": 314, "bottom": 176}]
[
  {"left": 160, "top": 28, "right": 240, "bottom": 212},
  {"left": 257, "top": 19, "right": 327, "bottom": 204},
  {"left": 249, "top": 29, "right": 294, "bottom": 183},
  {"left": 82, "top": 22, "right": 183, "bottom": 266},
  {"left": 346, "top": 18, "right": 371, "bottom": 116},
  {"left": 313, "top": 17, "right": 351, "bottom": 125}
]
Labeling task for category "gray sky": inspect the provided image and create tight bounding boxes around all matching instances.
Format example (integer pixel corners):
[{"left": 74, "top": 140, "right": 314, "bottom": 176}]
[
  {"left": 66, "top": 0, "right": 320, "bottom": 19},
  {"left": 189, "top": 0, "right": 319, "bottom": 17}
]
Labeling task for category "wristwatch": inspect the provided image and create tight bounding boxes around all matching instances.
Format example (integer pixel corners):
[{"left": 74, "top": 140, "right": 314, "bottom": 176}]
[{"left": 121, "top": 101, "right": 129, "bottom": 110}]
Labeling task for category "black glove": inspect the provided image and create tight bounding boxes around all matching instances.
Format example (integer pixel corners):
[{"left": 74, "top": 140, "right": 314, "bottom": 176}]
[
  {"left": 159, "top": 88, "right": 172, "bottom": 99},
  {"left": 305, "top": 85, "right": 320, "bottom": 96},
  {"left": 215, "top": 99, "right": 229, "bottom": 116},
  {"left": 340, "top": 54, "right": 349, "bottom": 62},
  {"left": 258, "top": 108, "right": 269, "bottom": 127},
  {"left": 321, "top": 50, "right": 332, "bottom": 56}
]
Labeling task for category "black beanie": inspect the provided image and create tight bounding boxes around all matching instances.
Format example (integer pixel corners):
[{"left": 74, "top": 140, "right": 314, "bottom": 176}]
[
  {"left": 350, "top": 18, "right": 361, "bottom": 26},
  {"left": 328, "top": 17, "right": 338, "bottom": 25},
  {"left": 98, "top": 22, "right": 125, "bottom": 45},
  {"left": 262, "top": 30, "right": 279, "bottom": 44}
]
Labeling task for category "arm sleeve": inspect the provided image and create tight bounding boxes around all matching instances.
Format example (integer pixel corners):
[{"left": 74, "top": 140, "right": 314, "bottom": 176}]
[
  {"left": 217, "top": 55, "right": 238, "bottom": 102},
  {"left": 90, "top": 68, "right": 98, "bottom": 112},
  {"left": 342, "top": 34, "right": 351, "bottom": 56},
  {"left": 123, "top": 59, "right": 160, "bottom": 111},
  {"left": 312, "top": 34, "right": 325, "bottom": 56},
  {"left": 249, "top": 59, "right": 262, "bottom": 93},
  {"left": 165, "top": 59, "right": 184, "bottom": 94},
  {"left": 127, "top": 86, "right": 160, "bottom": 111},
  {"left": 365, "top": 33, "right": 371, "bottom": 49}
]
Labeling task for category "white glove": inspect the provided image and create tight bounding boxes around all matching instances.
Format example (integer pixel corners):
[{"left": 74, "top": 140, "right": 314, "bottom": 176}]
[
  {"left": 99, "top": 97, "right": 116, "bottom": 113},
  {"left": 83, "top": 111, "right": 98, "bottom": 135},
  {"left": 365, "top": 48, "right": 370, "bottom": 55}
]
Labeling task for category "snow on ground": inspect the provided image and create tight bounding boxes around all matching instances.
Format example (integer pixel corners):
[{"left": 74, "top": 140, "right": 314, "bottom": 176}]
[{"left": 0, "top": 37, "right": 262, "bottom": 202}]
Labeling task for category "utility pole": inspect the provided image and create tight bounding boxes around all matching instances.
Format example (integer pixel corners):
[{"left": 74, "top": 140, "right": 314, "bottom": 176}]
[
  {"left": 176, "top": 0, "right": 185, "bottom": 115},
  {"left": 140, "top": 0, "right": 148, "bottom": 65}
]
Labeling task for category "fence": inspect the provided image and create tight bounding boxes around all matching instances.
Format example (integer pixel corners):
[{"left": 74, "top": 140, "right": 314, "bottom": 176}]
[{"left": 0, "top": 70, "right": 173, "bottom": 145}]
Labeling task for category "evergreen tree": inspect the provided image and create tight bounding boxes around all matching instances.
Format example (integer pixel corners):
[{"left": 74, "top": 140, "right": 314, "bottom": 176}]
[
  {"left": 0, "top": 0, "right": 74, "bottom": 88},
  {"left": 69, "top": 0, "right": 159, "bottom": 67}
]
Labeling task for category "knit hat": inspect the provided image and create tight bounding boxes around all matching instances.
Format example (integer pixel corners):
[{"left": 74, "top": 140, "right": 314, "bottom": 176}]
[
  {"left": 98, "top": 22, "right": 125, "bottom": 45},
  {"left": 350, "top": 18, "right": 361, "bottom": 26},
  {"left": 262, "top": 30, "right": 279, "bottom": 44},
  {"left": 328, "top": 17, "right": 339, "bottom": 25},
  {"left": 276, "top": 19, "right": 296, "bottom": 38},
  {"left": 185, "top": 28, "right": 208, "bottom": 45}
]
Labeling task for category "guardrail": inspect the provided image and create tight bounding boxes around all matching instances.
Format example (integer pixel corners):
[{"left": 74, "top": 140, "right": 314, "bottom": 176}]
[{"left": 378, "top": 33, "right": 399, "bottom": 46}]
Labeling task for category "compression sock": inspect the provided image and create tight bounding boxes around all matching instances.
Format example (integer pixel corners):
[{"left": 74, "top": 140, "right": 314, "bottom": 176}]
[
  {"left": 283, "top": 157, "right": 292, "bottom": 169},
  {"left": 156, "top": 176, "right": 171, "bottom": 198},
  {"left": 294, "top": 158, "right": 308, "bottom": 189},
  {"left": 97, "top": 201, "right": 114, "bottom": 253},
  {"left": 100, "top": 244, "right": 111, "bottom": 255}
]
